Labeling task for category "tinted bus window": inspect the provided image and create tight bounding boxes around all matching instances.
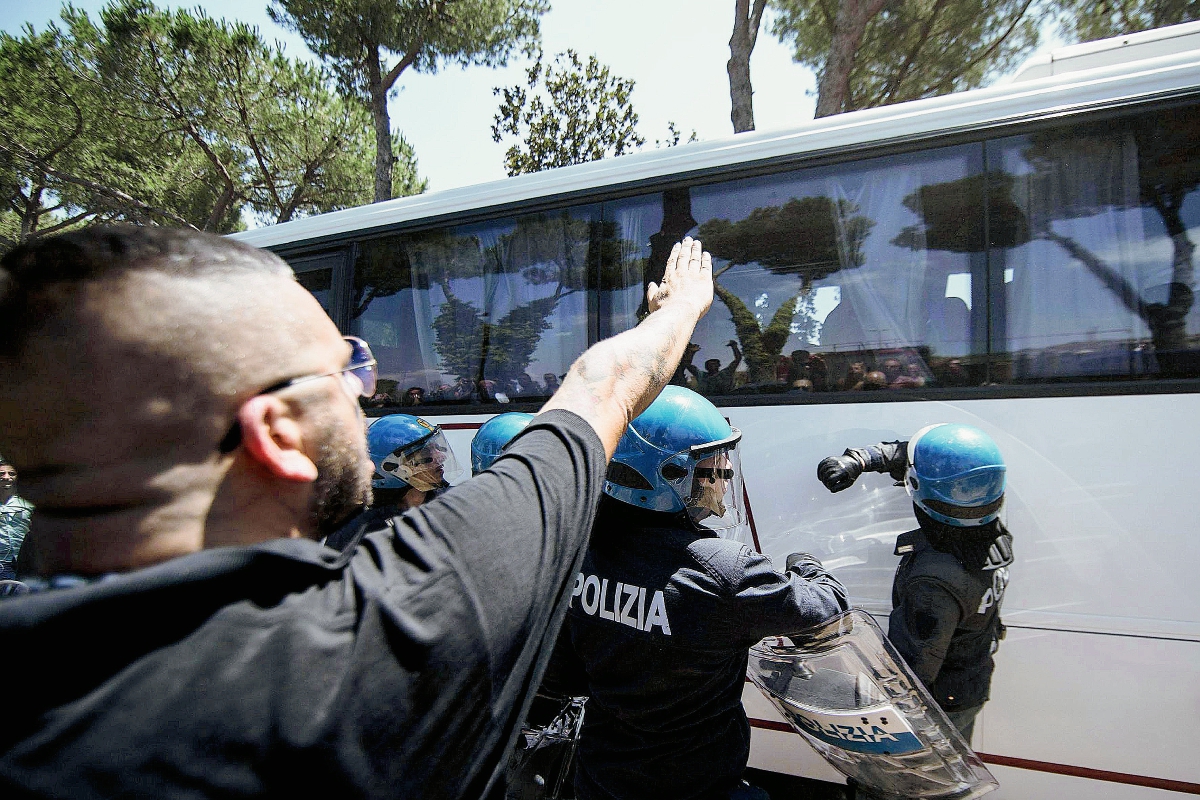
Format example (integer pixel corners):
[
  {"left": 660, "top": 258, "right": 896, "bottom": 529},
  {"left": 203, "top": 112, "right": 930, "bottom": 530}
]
[
  {"left": 987, "top": 104, "right": 1200, "bottom": 383},
  {"left": 287, "top": 251, "right": 347, "bottom": 318},
  {"left": 602, "top": 144, "right": 987, "bottom": 399},
  {"left": 352, "top": 207, "right": 599, "bottom": 408}
]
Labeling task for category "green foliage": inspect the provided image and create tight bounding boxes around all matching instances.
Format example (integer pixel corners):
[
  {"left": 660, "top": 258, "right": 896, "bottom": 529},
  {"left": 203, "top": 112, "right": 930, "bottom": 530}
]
[
  {"left": 270, "top": 0, "right": 547, "bottom": 90},
  {"left": 656, "top": 121, "right": 699, "bottom": 148},
  {"left": 492, "top": 49, "right": 645, "bottom": 176},
  {"left": 714, "top": 284, "right": 805, "bottom": 382},
  {"left": 430, "top": 282, "right": 561, "bottom": 382},
  {"left": 770, "top": 0, "right": 1044, "bottom": 112},
  {"left": 893, "top": 107, "right": 1200, "bottom": 358},
  {"left": 271, "top": 0, "right": 546, "bottom": 200},
  {"left": 699, "top": 196, "right": 874, "bottom": 283},
  {"left": 1, "top": 0, "right": 421, "bottom": 252},
  {"left": 699, "top": 196, "right": 870, "bottom": 379},
  {"left": 1054, "top": 0, "right": 1200, "bottom": 42}
]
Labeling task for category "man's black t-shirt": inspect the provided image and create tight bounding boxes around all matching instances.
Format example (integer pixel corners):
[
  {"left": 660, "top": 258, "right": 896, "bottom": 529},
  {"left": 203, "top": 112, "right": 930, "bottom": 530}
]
[{"left": 0, "top": 411, "right": 605, "bottom": 800}]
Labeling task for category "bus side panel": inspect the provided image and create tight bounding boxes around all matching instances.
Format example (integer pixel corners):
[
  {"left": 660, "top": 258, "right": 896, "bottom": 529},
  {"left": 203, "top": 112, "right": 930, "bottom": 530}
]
[{"left": 425, "top": 393, "right": 1200, "bottom": 796}]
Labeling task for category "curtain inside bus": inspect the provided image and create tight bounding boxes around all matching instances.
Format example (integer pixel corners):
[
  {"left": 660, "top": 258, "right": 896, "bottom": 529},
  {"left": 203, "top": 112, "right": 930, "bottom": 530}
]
[
  {"left": 601, "top": 144, "right": 988, "bottom": 399},
  {"left": 988, "top": 104, "right": 1200, "bottom": 382}
]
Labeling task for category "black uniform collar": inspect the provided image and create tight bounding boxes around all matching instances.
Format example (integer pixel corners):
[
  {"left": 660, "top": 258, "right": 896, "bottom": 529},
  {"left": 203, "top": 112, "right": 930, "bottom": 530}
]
[
  {"left": 593, "top": 495, "right": 716, "bottom": 538},
  {"left": 894, "top": 520, "right": 1013, "bottom": 571}
]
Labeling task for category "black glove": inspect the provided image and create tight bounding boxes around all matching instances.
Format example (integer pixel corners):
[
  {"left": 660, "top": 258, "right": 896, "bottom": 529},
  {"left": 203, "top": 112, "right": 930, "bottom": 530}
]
[{"left": 817, "top": 454, "right": 863, "bottom": 492}]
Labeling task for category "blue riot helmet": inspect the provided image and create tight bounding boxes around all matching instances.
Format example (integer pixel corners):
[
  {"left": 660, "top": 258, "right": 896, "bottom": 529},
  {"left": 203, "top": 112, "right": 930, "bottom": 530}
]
[
  {"left": 367, "top": 414, "right": 463, "bottom": 493},
  {"left": 604, "top": 386, "right": 746, "bottom": 534},
  {"left": 905, "top": 423, "right": 1006, "bottom": 527},
  {"left": 471, "top": 412, "right": 535, "bottom": 475}
]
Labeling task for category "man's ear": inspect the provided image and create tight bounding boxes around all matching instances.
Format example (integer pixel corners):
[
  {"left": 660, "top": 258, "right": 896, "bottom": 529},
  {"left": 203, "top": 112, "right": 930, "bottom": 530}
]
[{"left": 235, "top": 395, "right": 319, "bottom": 482}]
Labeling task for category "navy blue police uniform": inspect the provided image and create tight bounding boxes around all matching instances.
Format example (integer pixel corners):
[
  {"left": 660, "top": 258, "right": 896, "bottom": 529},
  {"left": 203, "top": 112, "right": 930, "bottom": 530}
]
[
  {"left": 888, "top": 514, "right": 1013, "bottom": 738},
  {"left": 549, "top": 498, "right": 848, "bottom": 800}
]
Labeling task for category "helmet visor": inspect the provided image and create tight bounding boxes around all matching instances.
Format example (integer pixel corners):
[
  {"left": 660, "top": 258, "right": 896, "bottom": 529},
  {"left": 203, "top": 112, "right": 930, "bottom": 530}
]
[
  {"left": 686, "top": 448, "right": 746, "bottom": 535},
  {"left": 656, "top": 433, "right": 746, "bottom": 536},
  {"left": 380, "top": 429, "right": 463, "bottom": 492}
]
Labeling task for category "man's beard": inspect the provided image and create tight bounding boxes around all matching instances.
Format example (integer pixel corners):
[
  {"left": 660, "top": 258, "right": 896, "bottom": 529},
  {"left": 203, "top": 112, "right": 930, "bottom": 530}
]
[{"left": 309, "top": 415, "right": 374, "bottom": 536}]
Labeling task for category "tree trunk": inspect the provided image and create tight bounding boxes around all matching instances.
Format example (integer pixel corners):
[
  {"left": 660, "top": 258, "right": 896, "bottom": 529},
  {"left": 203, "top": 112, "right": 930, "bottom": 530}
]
[
  {"left": 728, "top": 0, "right": 766, "bottom": 133},
  {"left": 367, "top": 49, "right": 394, "bottom": 204},
  {"left": 815, "top": 0, "right": 889, "bottom": 118}
]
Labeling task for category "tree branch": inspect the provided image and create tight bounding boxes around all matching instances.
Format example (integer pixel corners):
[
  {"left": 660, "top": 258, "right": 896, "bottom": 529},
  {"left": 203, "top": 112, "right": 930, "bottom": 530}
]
[
  {"left": 947, "top": 0, "right": 1037, "bottom": 88},
  {"left": 382, "top": 43, "right": 423, "bottom": 91},
  {"left": 748, "top": 0, "right": 768, "bottom": 51},
  {"left": 34, "top": 208, "right": 98, "bottom": 238},
  {"left": 0, "top": 140, "right": 197, "bottom": 228},
  {"left": 881, "top": 0, "right": 949, "bottom": 105}
]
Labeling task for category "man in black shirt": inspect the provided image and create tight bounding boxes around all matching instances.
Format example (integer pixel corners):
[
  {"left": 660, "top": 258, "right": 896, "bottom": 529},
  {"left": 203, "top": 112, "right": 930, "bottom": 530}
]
[{"left": 0, "top": 227, "right": 715, "bottom": 799}]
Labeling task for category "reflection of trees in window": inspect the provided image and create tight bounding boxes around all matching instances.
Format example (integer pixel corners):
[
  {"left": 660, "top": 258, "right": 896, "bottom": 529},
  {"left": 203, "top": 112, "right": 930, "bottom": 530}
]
[
  {"left": 893, "top": 108, "right": 1200, "bottom": 375},
  {"left": 699, "top": 196, "right": 874, "bottom": 381},
  {"left": 1025, "top": 111, "right": 1198, "bottom": 370},
  {"left": 355, "top": 211, "right": 639, "bottom": 384},
  {"left": 431, "top": 288, "right": 561, "bottom": 382}
]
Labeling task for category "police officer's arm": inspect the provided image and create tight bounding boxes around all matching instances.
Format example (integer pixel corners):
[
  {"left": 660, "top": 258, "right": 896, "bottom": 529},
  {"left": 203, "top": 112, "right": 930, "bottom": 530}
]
[
  {"left": 817, "top": 440, "right": 908, "bottom": 493},
  {"left": 540, "top": 238, "right": 713, "bottom": 459},
  {"left": 887, "top": 578, "right": 963, "bottom": 689},
  {"left": 694, "top": 544, "right": 849, "bottom": 641}
]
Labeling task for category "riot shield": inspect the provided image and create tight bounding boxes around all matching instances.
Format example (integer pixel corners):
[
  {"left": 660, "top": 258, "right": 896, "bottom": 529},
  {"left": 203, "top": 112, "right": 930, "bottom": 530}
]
[{"left": 746, "top": 610, "right": 998, "bottom": 800}]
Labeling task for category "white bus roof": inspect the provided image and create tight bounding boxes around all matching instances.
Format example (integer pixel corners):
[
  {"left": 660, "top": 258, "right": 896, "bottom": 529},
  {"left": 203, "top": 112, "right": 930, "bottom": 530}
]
[
  {"left": 231, "top": 42, "right": 1200, "bottom": 251},
  {"left": 1011, "top": 20, "right": 1200, "bottom": 82}
]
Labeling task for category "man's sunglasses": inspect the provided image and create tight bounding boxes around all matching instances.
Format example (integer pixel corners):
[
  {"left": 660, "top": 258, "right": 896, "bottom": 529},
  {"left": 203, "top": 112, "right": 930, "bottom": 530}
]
[
  {"left": 695, "top": 467, "right": 735, "bottom": 481},
  {"left": 217, "top": 336, "right": 377, "bottom": 454}
]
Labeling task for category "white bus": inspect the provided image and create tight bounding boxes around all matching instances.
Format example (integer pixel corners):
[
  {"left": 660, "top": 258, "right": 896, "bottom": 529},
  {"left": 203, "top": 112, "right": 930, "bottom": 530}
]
[{"left": 232, "top": 26, "right": 1200, "bottom": 799}]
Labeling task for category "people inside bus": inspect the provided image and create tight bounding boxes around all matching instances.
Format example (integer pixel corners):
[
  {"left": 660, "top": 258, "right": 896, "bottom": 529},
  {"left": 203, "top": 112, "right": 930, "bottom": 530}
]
[
  {"left": 403, "top": 385, "right": 425, "bottom": 406},
  {"left": 543, "top": 372, "right": 562, "bottom": 393},
  {"left": 670, "top": 341, "right": 702, "bottom": 389},
  {"left": 807, "top": 353, "right": 829, "bottom": 391},
  {"left": 0, "top": 226, "right": 716, "bottom": 799},
  {"left": 892, "top": 359, "right": 927, "bottom": 389},
  {"left": 839, "top": 360, "right": 867, "bottom": 390},
  {"left": 940, "top": 358, "right": 973, "bottom": 387},
  {"left": 513, "top": 372, "right": 542, "bottom": 397},
  {"left": 881, "top": 357, "right": 904, "bottom": 386},
  {"left": 545, "top": 386, "right": 848, "bottom": 800},
  {"left": 786, "top": 349, "right": 810, "bottom": 385},
  {"left": 448, "top": 374, "right": 475, "bottom": 401},
  {"left": 817, "top": 424, "right": 1013, "bottom": 743},
  {"left": 0, "top": 458, "right": 32, "bottom": 581},
  {"left": 697, "top": 339, "right": 743, "bottom": 395},
  {"left": 470, "top": 412, "right": 534, "bottom": 475},
  {"left": 862, "top": 369, "right": 888, "bottom": 390},
  {"left": 775, "top": 354, "right": 793, "bottom": 383}
]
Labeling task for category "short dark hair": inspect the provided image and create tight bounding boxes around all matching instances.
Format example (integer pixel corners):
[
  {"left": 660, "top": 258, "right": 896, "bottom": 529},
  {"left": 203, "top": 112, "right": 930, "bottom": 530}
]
[{"left": 0, "top": 226, "right": 290, "bottom": 359}]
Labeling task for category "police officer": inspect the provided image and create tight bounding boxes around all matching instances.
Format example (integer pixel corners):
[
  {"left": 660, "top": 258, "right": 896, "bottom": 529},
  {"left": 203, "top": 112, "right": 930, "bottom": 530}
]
[
  {"left": 817, "top": 423, "right": 1013, "bottom": 743},
  {"left": 324, "top": 414, "right": 463, "bottom": 552},
  {"left": 549, "top": 386, "right": 849, "bottom": 800},
  {"left": 368, "top": 414, "right": 462, "bottom": 510},
  {"left": 471, "top": 412, "right": 535, "bottom": 475}
]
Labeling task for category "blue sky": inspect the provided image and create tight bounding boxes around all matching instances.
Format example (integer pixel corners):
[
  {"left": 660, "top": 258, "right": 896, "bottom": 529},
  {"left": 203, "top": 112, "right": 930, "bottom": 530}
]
[{"left": 2, "top": 1, "right": 1062, "bottom": 196}]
